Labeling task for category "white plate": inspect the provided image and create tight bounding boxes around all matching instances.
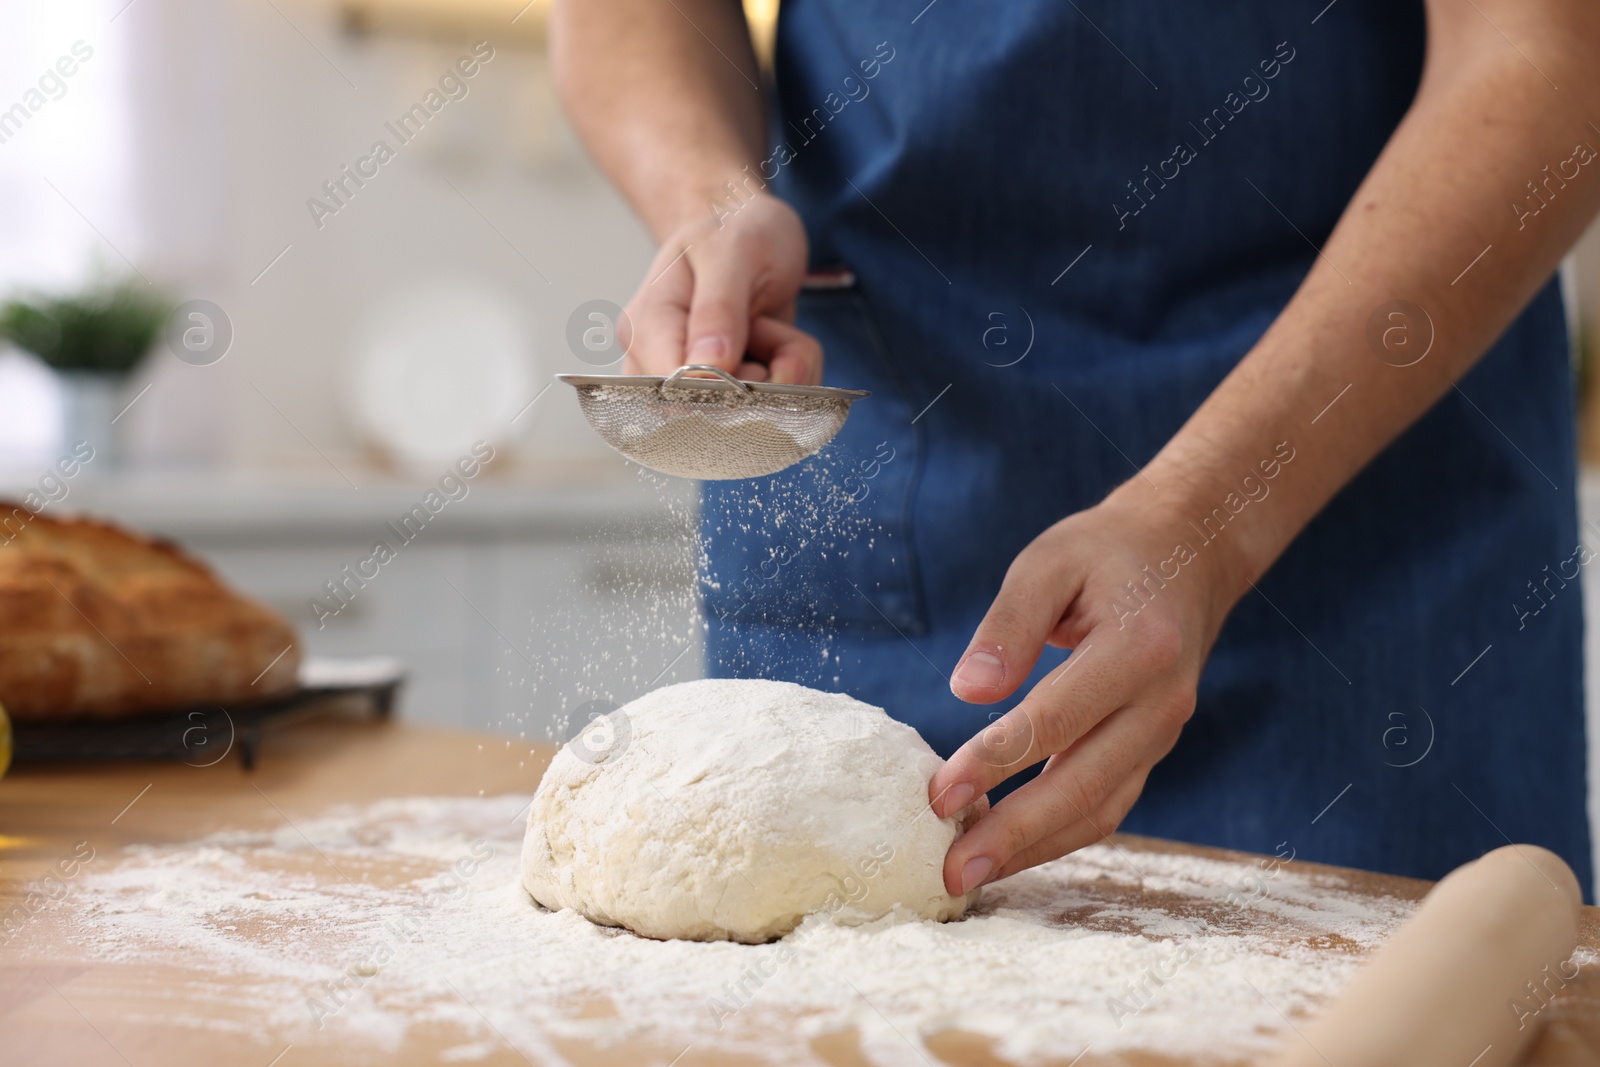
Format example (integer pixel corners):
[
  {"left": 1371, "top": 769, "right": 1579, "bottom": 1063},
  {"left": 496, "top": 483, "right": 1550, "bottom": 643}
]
[{"left": 345, "top": 280, "right": 535, "bottom": 475}]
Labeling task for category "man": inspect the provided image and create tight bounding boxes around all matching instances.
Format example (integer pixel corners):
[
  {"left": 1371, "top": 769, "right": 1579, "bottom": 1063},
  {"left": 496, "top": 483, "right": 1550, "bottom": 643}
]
[{"left": 553, "top": 0, "right": 1600, "bottom": 900}]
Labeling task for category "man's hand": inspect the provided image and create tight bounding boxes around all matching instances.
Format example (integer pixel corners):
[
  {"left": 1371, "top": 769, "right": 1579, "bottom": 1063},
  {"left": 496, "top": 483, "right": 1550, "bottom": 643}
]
[
  {"left": 927, "top": 485, "right": 1246, "bottom": 896},
  {"left": 929, "top": 0, "right": 1600, "bottom": 895},
  {"left": 620, "top": 193, "right": 821, "bottom": 385},
  {"left": 552, "top": 0, "right": 820, "bottom": 383}
]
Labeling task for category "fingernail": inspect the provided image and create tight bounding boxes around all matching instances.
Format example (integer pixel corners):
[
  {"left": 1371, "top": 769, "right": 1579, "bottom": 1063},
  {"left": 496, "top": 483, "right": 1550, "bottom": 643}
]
[
  {"left": 940, "top": 782, "right": 975, "bottom": 815},
  {"left": 688, "top": 336, "right": 726, "bottom": 363},
  {"left": 959, "top": 856, "right": 994, "bottom": 894},
  {"left": 954, "top": 651, "right": 1004, "bottom": 691}
]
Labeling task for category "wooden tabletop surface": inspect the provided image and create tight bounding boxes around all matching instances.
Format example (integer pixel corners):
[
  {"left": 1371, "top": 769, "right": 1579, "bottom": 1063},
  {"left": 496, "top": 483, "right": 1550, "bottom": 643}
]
[{"left": 2, "top": 709, "right": 1598, "bottom": 1066}]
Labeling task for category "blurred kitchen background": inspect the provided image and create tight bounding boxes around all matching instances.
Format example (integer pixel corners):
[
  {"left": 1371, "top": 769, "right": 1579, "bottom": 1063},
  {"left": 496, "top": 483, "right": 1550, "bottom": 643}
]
[
  {"left": 5, "top": 0, "right": 1600, "bottom": 791},
  {"left": 0, "top": 0, "right": 791, "bottom": 745}
]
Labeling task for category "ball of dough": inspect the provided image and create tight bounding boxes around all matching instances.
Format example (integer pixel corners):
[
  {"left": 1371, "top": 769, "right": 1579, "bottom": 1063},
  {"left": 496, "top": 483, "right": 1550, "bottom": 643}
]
[{"left": 520, "top": 678, "right": 977, "bottom": 943}]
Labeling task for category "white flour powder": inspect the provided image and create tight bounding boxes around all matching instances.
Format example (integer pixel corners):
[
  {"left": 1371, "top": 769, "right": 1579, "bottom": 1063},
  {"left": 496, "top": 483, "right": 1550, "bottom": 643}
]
[
  {"left": 40, "top": 795, "right": 1421, "bottom": 1065},
  {"left": 624, "top": 413, "right": 810, "bottom": 480}
]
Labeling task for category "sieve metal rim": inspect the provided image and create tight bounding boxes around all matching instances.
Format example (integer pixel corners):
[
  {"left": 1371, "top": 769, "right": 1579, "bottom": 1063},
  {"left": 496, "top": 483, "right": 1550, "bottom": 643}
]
[{"left": 556, "top": 367, "right": 871, "bottom": 404}]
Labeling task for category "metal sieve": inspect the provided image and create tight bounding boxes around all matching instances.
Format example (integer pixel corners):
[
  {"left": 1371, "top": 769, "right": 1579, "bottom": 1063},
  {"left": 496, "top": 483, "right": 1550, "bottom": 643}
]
[{"left": 557, "top": 365, "right": 870, "bottom": 480}]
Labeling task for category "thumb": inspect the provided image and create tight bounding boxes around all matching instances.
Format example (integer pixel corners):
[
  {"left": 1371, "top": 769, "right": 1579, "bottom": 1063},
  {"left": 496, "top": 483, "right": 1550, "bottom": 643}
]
[
  {"left": 683, "top": 250, "right": 754, "bottom": 371},
  {"left": 746, "top": 315, "right": 823, "bottom": 386},
  {"left": 951, "top": 554, "right": 1081, "bottom": 703}
]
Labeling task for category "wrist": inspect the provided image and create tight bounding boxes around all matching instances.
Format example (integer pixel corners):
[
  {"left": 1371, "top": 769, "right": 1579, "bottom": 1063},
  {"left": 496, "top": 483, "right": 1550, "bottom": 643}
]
[
  {"left": 1101, "top": 457, "right": 1284, "bottom": 640},
  {"left": 651, "top": 172, "right": 779, "bottom": 241},
  {"left": 659, "top": 190, "right": 806, "bottom": 273}
]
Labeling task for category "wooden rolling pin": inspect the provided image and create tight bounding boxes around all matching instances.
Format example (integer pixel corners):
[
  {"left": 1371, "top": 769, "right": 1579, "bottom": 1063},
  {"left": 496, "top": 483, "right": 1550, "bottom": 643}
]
[{"left": 1266, "top": 844, "right": 1581, "bottom": 1067}]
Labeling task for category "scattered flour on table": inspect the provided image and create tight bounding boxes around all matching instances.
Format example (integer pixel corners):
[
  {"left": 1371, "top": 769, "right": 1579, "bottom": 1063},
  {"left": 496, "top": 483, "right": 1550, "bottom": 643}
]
[{"left": 40, "top": 795, "right": 1434, "bottom": 1065}]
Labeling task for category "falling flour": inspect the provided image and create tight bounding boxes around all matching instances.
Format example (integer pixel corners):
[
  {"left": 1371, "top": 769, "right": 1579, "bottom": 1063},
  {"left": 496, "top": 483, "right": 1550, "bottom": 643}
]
[{"left": 20, "top": 794, "right": 1447, "bottom": 1065}]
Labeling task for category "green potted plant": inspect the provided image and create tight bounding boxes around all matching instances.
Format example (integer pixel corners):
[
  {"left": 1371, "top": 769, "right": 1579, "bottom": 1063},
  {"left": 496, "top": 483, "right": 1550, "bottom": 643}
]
[{"left": 0, "top": 279, "right": 171, "bottom": 465}]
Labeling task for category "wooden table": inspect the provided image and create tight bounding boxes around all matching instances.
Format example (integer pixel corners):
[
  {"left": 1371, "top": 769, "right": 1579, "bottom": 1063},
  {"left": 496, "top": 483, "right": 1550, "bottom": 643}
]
[{"left": 3, "top": 711, "right": 1598, "bottom": 1066}]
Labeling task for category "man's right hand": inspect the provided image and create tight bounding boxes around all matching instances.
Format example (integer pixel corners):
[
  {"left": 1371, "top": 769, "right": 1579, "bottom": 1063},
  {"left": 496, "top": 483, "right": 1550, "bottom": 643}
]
[{"left": 619, "top": 192, "right": 822, "bottom": 386}]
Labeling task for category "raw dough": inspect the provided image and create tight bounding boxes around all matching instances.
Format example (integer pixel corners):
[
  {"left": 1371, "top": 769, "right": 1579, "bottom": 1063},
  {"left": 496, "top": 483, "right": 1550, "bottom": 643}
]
[{"left": 520, "top": 678, "right": 977, "bottom": 942}]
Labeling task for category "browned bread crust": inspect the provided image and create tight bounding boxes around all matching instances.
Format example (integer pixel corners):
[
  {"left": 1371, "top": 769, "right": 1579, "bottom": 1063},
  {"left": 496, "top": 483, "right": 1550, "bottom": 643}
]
[{"left": 0, "top": 503, "right": 300, "bottom": 719}]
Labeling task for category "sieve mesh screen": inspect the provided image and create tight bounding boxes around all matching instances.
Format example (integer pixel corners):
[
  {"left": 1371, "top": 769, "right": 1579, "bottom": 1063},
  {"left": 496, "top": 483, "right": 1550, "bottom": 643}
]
[{"left": 561, "top": 367, "right": 867, "bottom": 480}]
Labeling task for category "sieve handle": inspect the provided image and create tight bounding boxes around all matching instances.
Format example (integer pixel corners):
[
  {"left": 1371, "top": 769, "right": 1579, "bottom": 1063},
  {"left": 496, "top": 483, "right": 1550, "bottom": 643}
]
[{"left": 662, "top": 363, "right": 754, "bottom": 400}]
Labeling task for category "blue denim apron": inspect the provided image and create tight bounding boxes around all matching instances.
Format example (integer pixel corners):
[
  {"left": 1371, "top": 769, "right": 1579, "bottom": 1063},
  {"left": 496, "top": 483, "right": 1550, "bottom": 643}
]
[{"left": 701, "top": 0, "right": 1593, "bottom": 896}]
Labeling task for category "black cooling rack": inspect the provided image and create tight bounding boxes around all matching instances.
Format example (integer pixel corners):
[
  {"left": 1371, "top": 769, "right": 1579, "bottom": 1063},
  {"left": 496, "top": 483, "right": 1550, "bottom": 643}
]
[{"left": 9, "top": 678, "right": 402, "bottom": 771}]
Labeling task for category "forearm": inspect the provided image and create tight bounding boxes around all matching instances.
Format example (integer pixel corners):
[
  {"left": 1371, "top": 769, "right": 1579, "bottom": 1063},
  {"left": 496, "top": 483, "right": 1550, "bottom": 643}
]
[
  {"left": 550, "top": 0, "right": 765, "bottom": 239},
  {"left": 1128, "top": 0, "right": 1600, "bottom": 612}
]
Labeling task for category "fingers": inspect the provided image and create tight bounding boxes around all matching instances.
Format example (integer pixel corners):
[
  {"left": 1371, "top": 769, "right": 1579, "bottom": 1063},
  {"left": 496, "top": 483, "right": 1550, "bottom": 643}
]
[
  {"left": 990, "top": 766, "right": 1150, "bottom": 881},
  {"left": 621, "top": 249, "right": 818, "bottom": 385},
  {"left": 963, "top": 792, "right": 992, "bottom": 830},
  {"left": 931, "top": 633, "right": 1135, "bottom": 816},
  {"left": 931, "top": 780, "right": 991, "bottom": 826},
  {"left": 940, "top": 707, "right": 1171, "bottom": 895},
  {"left": 950, "top": 545, "right": 1085, "bottom": 704},
  {"left": 683, "top": 250, "right": 755, "bottom": 372},
  {"left": 622, "top": 245, "right": 693, "bottom": 377},
  {"left": 746, "top": 315, "right": 823, "bottom": 385},
  {"left": 619, "top": 192, "right": 811, "bottom": 381}
]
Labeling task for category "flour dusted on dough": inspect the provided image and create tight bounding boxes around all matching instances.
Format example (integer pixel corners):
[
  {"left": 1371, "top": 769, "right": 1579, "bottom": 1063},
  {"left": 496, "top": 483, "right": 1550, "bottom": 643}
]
[{"left": 519, "top": 678, "right": 976, "bottom": 942}]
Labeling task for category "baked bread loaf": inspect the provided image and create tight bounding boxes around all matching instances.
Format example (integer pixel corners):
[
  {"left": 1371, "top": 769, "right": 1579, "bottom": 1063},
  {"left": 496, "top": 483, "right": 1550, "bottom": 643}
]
[{"left": 0, "top": 504, "right": 300, "bottom": 719}]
